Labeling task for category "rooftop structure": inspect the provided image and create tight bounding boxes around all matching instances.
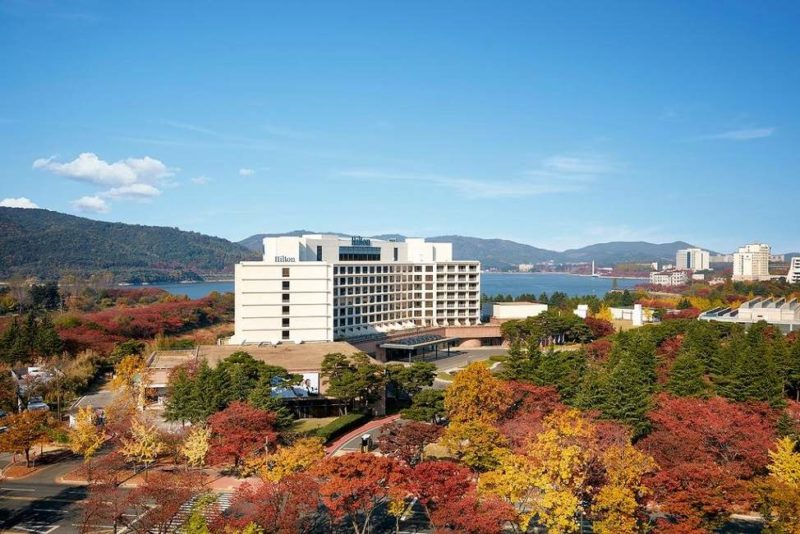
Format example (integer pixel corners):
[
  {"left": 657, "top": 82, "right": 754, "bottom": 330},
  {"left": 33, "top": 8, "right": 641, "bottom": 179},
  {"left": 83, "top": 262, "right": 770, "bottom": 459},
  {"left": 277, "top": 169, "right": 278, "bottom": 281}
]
[
  {"left": 787, "top": 257, "right": 800, "bottom": 284},
  {"left": 699, "top": 297, "right": 800, "bottom": 333}
]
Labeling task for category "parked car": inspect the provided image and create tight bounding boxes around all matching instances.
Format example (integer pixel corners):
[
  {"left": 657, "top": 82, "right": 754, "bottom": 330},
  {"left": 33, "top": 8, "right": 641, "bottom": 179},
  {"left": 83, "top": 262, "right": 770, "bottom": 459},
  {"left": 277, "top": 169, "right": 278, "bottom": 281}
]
[
  {"left": 27, "top": 400, "right": 50, "bottom": 412},
  {"left": 0, "top": 409, "right": 7, "bottom": 433}
]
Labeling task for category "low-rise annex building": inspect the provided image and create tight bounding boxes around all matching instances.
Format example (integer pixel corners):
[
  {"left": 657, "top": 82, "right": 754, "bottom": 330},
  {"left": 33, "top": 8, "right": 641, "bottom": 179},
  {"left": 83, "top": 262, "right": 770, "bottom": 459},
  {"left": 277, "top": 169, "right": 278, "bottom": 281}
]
[{"left": 700, "top": 297, "right": 800, "bottom": 333}]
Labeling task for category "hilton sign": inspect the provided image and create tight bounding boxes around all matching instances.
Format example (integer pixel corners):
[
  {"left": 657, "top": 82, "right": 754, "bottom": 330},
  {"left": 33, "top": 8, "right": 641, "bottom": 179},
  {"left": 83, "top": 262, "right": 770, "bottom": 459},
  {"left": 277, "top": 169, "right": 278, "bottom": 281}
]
[{"left": 274, "top": 256, "right": 296, "bottom": 262}]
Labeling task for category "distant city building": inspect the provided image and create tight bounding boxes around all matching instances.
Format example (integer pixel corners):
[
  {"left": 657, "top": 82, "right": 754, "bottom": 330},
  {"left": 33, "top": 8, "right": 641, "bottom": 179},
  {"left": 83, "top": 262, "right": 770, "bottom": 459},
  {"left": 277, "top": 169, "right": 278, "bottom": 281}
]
[
  {"left": 676, "top": 248, "right": 710, "bottom": 271},
  {"left": 649, "top": 270, "right": 689, "bottom": 286},
  {"left": 787, "top": 257, "right": 800, "bottom": 284},
  {"left": 518, "top": 263, "right": 535, "bottom": 272},
  {"left": 231, "top": 234, "right": 480, "bottom": 345},
  {"left": 700, "top": 297, "right": 800, "bottom": 333},
  {"left": 733, "top": 243, "right": 771, "bottom": 281},
  {"left": 491, "top": 301, "right": 548, "bottom": 320},
  {"left": 770, "top": 254, "right": 785, "bottom": 262},
  {"left": 710, "top": 254, "right": 734, "bottom": 263}
]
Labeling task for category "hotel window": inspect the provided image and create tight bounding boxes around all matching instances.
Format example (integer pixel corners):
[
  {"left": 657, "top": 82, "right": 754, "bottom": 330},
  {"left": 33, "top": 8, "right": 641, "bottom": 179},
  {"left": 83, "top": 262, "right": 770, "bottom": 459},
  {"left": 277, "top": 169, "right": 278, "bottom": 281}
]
[
  {"left": 282, "top": 305, "right": 290, "bottom": 315},
  {"left": 282, "top": 318, "right": 290, "bottom": 327},
  {"left": 316, "top": 245, "right": 323, "bottom": 261},
  {"left": 282, "top": 267, "right": 290, "bottom": 277},
  {"left": 282, "top": 281, "right": 290, "bottom": 290},
  {"left": 393, "top": 247, "right": 398, "bottom": 261},
  {"left": 282, "top": 293, "right": 290, "bottom": 303},
  {"left": 282, "top": 330, "right": 290, "bottom": 340}
]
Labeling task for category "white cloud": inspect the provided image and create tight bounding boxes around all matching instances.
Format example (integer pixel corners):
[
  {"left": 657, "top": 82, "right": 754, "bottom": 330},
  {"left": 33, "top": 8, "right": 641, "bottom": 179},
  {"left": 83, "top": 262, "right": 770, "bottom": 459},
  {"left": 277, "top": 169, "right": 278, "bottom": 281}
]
[
  {"left": 0, "top": 197, "right": 39, "bottom": 209},
  {"left": 706, "top": 127, "right": 775, "bottom": 141},
  {"left": 102, "top": 183, "right": 161, "bottom": 199},
  {"left": 71, "top": 195, "right": 109, "bottom": 213},
  {"left": 239, "top": 168, "right": 255, "bottom": 177},
  {"left": 337, "top": 154, "right": 613, "bottom": 199},
  {"left": 191, "top": 176, "right": 210, "bottom": 185},
  {"left": 33, "top": 152, "right": 173, "bottom": 186},
  {"left": 33, "top": 152, "right": 175, "bottom": 212}
]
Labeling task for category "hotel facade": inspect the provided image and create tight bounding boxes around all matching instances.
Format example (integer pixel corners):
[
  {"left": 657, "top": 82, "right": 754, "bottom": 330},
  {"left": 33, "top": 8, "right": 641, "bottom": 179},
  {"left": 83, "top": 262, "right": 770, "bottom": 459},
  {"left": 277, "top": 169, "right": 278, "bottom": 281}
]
[{"left": 230, "top": 234, "right": 481, "bottom": 345}]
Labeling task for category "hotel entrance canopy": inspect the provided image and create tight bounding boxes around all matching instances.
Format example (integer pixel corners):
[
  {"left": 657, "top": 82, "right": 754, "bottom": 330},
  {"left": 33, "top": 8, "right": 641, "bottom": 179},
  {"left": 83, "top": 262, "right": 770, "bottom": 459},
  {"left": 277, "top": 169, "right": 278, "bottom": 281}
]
[{"left": 380, "top": 334, "right": 459, "bottom": 361}]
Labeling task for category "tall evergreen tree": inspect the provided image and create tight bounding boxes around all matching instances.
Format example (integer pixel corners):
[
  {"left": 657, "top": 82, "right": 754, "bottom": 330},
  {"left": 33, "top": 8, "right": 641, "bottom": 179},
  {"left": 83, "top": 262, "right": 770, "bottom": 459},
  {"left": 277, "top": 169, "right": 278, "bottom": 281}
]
[
  {"left": 163, "top": 367, "right": 197, "bottom": 424},
  {"left": 667, "top": 349, "right": 707, "bottom": 397},
  {"left": 600, "top": 353, "right": 652, "bottom": 438}
]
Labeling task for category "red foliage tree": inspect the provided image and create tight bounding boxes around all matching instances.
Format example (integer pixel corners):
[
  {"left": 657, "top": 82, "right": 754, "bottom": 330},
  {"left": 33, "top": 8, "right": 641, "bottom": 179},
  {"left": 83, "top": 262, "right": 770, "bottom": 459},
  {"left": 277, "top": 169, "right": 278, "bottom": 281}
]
[
  {"left": 584, "top": 317, "right": 615, "bottom": 339},
  {"left": 498, "top": 382, "right": 563, "bottom": 450},
  {"left": 125, "top": 470, "right": 206, "bottom": 534},
  {"left": 410, "top": 460, "right": 513, "bottom": 533},
  {"left": 207, "top": 401, "right": 277, "bottom": 469},
  {"left": 656, "top": 335, "right": 684, "bottom": 385},
  {"left": 637, "top": 394, "right": 776, "bottom": 529},
  {"left": 215, "top": 474, "right": 321, "bottom": 534},
  {"left": 376, "top": 420, "right": 442, "bottom": 466},
  {"left": 78, "top": 452, "right": 132, "bottom": 534},
  {"left": 586, "top": 338, "right": 613, "bottom": 362},
  {"left": 313, "top": 453, "right": 408, "bottom": 534}
]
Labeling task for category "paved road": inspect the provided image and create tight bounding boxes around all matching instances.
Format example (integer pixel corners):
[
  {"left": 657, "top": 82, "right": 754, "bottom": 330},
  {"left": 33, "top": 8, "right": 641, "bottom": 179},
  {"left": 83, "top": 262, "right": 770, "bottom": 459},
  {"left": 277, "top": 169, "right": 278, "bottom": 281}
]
[
  {"left": 0, "top": 453, "right": 89, "bottom": 534},
  {"left": 412, "top": 347, "right": 507, "bottom": 370}
]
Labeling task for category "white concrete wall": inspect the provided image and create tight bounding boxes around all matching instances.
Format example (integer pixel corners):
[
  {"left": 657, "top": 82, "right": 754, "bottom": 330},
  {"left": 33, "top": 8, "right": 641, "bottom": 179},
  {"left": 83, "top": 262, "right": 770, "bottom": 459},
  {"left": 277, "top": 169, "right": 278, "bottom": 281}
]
[{"left": 493, "top": 302, "right": 548, "bottom": 320}]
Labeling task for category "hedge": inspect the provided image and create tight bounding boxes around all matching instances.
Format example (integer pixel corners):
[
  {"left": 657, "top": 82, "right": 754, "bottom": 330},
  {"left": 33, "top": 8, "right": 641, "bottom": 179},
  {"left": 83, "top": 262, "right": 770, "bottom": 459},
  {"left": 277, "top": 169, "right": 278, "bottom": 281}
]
[{"left": 313, "top": 412, "right": 370, "bottom": 442}]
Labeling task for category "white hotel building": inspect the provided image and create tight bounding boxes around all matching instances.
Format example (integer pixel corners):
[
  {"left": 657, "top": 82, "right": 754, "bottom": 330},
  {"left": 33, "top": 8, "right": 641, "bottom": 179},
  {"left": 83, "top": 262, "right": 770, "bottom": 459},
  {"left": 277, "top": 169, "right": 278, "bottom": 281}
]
[
  {"left": 230, "top": 235, "right": 481, "bottom": 345},
  {"left": 733, "top": 243, "right": 771, "bottom": 281}
]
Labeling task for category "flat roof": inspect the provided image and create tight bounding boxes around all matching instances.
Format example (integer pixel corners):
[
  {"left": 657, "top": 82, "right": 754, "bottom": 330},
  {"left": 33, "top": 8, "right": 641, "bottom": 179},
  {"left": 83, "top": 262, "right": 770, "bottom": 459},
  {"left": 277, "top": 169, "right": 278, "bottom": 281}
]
[
  {"left": 381, "top": 336, "right": 458, "bottom": 350},
  {"left": 493, "top": 301, "right": 544, "bottom": 306}
]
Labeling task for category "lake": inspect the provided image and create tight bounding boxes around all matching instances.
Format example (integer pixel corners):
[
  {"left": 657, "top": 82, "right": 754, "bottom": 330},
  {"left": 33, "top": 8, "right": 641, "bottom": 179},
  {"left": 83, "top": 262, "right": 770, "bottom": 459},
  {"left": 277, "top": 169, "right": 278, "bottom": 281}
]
[{"left": 146, "top": 273, "right": 641, "bottom": 299}]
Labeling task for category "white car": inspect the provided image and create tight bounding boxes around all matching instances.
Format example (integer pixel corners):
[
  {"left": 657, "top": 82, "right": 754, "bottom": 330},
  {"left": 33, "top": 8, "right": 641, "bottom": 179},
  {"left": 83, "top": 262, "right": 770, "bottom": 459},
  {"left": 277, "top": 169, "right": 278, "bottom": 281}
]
[{"left": 27, "top": 401, "right": 50, "bottom": 412}]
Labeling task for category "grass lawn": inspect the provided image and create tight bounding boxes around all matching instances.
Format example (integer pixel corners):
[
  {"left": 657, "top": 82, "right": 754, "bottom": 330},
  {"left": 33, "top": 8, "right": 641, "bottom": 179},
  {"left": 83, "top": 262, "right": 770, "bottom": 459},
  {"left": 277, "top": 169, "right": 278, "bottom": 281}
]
[
  {"left": 436, "top": 371, "right": 454, "bottom": 381},
  {"left": 290, "top": 417, "right": 338, "bottom": 433}
]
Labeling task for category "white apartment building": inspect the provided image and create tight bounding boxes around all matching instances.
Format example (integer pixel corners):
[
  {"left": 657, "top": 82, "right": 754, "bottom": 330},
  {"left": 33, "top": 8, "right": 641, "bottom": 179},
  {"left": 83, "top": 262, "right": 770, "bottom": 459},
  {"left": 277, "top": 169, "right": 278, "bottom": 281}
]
[
  {"left": 787, "top": 257, "right": 800, "bottom": 284},
  {"left": 676, "top": 248, "right": 710, "bottom": 271},
  {"left": 649, "top": 270, "right": 688, "bottom": 286},
  {"left": 231, "top": 235, "right": 481, "bottom": 345},
  {"left": 733, "top": 243, "right": 771, "bottom": 281}
]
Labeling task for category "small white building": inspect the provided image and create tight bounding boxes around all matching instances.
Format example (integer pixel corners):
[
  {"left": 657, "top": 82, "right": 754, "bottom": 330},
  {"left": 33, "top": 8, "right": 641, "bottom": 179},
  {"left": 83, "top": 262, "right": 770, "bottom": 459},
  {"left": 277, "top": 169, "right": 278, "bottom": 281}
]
[
  {"left": 700, "top": 297, "right": 800, "bottom": 333},
  {"left": 649, "top": 270, "right": 688, "bottom": 286},
  {"left": 491, "top": 301, "right": 548, "bottom": 320}
]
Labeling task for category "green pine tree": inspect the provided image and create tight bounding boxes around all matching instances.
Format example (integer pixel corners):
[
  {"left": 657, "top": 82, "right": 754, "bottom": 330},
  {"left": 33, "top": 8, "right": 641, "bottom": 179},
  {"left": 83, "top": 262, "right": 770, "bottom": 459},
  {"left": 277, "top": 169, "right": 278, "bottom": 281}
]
[
  {"left": 600, "top": 353, "right": 652, "bottom": 438},
  {"left": 666, "top": 349, "right": 707, "bottom": 397},
  {"left": 247, "top": 374, "right": 295, "bottom": 428}
]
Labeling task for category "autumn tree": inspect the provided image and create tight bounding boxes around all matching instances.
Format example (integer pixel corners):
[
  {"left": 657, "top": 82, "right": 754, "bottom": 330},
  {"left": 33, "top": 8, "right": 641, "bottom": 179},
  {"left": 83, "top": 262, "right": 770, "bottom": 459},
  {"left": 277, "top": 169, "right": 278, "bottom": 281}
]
[
  {"left": 313, "top": 453, "right": 407, "bottom": 534},
  {"left": 78, "top": 452, "right": 132, "bottom": 534},
  {"left": 119, "top": 417, "right": 164, "bottom": 472},
  {"left": 111, "top": 354, "right": 147, "bottom": 397},
  {"left": 593, "top": 443, "right": 657, "bottom": 534},
  {"left": 445, "top": 362, "right": 511, "bottom": 425},
  {"left": 638, "top": 394, "right": 776, "bottom": 530},
  {"left": 411, "top": 460, "right": 514, "bottom": 534},
  {"left": 0, "top": 410, "right": 50, "bottom": 467},
  {"left": 478, "top": 450, "right": 538, "bottom": 530},
  {"left": 216, "top": 474, "right": 321, "bottom": 534},
  {"left": 207, "top": 401, "right": 277, "bottom": 470},
  {"left": 377, "top": 420, "right": 442, "bottom": 466},
  {"left": 442, "top": 419, "right": 508, "bottom": 472},
  {"left": 755, "top": 436, "right": 800, "bottom": 533},
  {"left": 260, "top": 436, "right": 325, "bottom": 482},
  {"left": 68, "top": 406, "right": 105, "bottom": 461},
  {"left": 181, "top": 424, "right": 211, "bottom": 468},
  {"left": 126, "top": 470, "right": 206, "bottom": 534}
]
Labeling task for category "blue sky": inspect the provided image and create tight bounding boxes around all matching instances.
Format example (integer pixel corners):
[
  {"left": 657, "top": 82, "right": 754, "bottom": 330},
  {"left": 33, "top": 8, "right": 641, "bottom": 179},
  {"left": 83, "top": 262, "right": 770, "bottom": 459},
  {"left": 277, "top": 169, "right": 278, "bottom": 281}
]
[{"left": 1, "top": 1, "right": 799, "bottom": 253}]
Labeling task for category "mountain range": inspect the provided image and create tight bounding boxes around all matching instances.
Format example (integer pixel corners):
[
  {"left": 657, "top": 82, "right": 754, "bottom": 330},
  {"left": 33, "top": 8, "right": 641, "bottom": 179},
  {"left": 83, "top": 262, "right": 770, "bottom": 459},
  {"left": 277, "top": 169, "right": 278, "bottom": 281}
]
[
  {"left": 0, "top": 208, "right": 794, "bottom": 282},
  {"left": 239, "top": 232, "right": 716, "bottom": 269}
]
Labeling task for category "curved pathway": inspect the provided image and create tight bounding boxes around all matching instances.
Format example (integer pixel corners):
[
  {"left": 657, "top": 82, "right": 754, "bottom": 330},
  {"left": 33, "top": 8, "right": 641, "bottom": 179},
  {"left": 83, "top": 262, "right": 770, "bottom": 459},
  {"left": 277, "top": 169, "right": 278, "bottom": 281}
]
[{"left": 325, "top": 414, "right": 401, "bottom": 456}]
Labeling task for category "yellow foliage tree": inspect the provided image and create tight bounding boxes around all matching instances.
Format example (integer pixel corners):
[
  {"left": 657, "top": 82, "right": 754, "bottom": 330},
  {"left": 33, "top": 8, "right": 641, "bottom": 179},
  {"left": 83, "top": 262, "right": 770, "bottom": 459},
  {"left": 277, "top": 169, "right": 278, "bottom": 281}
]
[
  {"left": 260, "top": 437, "right": 325, "bottom": 482},
  {"left": 442, "top": 419, "right": 508, "bottom": 472},
  {"left": 527, "top": 409, "right": 595, "bottom": 534},
  {"left": 756, "top": 437, "right": 800, "bottom": 533},
  {"left": 120, "top": 418, "right": 163, "bottom": 471},
  {"left": 181, "top": 424, "right": 211, "bottom": 468},
  {"left": 595, "top": 306, "right": 613, "bottom": 322},
  {"left": 68, "top": 406, "right": 105, "bottom": 461},
  {"left": 478, "top": 449, "right": 539, "bottom": 530},
  {"left": 444, "top": 362, "right": 511, "bottom": 425},
  {"left": 593, "top": 443, "right": 657, "bottom": 534},
  {"left": 111, "top": 355, "right": 148, "bottom": 406}
]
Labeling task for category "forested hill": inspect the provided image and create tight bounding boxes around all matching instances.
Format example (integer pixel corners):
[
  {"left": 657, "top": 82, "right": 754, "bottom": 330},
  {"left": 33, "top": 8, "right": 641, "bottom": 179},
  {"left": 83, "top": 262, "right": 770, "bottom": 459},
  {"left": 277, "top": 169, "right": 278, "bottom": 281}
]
[{"left": 0, "top": 208, "right": 257, "bottom": 283}]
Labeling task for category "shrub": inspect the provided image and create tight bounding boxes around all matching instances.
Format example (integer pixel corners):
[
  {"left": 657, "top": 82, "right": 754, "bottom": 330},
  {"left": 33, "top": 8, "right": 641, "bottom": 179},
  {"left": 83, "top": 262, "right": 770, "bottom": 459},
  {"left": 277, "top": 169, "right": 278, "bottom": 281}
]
[{"left": 313, "top": 413, "right": 370, "bottom": 442}]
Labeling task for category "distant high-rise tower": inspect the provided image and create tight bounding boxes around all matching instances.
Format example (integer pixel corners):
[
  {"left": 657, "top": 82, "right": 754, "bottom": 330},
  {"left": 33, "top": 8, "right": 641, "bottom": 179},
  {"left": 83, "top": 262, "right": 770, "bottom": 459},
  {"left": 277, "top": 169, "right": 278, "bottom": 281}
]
[
  {"left": 676, "top": 248, "right": 710, "bottom": 271},
  {"left": 733, "top": 243, "right": 771, "bottom": 281}
]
